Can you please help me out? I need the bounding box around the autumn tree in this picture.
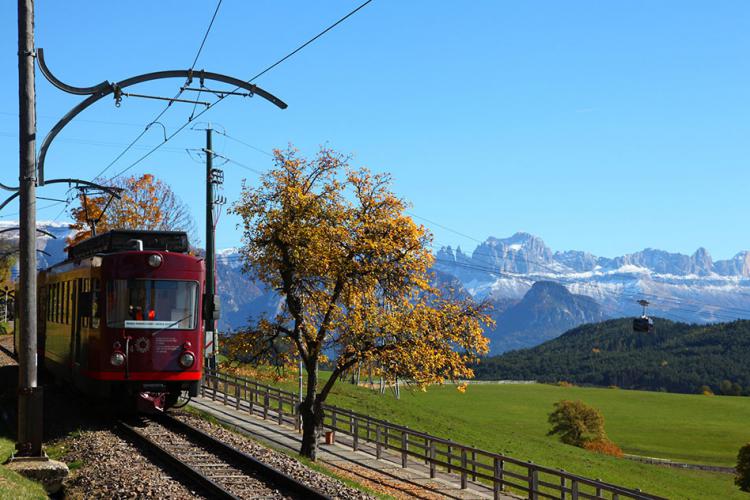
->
[548,400,606,446]
[230,146,492,459]
[68,173,195,245]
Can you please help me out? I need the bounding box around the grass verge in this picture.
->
[0,430,48,499]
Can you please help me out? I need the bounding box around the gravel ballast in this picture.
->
[61,428,207,500]
[174,412,373,500]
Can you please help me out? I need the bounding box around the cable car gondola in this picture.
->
[633,299,654,333]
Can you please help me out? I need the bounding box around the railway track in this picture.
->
[117,412,330,500]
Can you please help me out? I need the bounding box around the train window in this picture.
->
[91,279,100,329]
[47,284,53,321]
[64,281,69,324]
[106,279,198,330]
[54,283,60,323]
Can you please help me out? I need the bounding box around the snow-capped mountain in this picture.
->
[8,221,750,346]
[435,232,750,325]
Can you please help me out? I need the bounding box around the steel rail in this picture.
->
[117,419,239,500]
[118,413,330,500]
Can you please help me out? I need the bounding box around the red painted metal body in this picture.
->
[39,239,205,408]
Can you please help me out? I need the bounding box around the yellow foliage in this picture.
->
[67,173,194,246]
[228,146,493,455]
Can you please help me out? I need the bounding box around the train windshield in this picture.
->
[106,280,198,330]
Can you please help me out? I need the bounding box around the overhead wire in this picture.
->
[93,0,224,181]
[107,0,375,181]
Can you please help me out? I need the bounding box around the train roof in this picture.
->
[67,230,190,261]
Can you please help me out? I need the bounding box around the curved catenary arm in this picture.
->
[37,49,288,185]
[0,227,58,239]
[0,178,122,212]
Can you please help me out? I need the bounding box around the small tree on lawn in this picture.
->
[230,146,492,460]
[548,400,606,446]
[736,443,750,492]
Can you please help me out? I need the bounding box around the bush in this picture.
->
[584,438,624,458]
[736,443,750,492]
[547,400,606,446]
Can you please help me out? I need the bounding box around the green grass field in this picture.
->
[262,373,749,499]
[0,431,48,499]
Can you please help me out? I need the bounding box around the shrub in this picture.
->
[547,400,606,446]
[584,438,624,458]
[736,443,750,492]
[556,381,574,388]
[700,385,714,396]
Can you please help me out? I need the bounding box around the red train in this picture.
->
[35,230,208,411]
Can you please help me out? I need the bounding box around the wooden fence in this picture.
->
[201,369,665,500]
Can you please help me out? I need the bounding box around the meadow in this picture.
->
[260,371,750,499]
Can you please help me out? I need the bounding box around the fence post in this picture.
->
[401,431,408,468]
[376,425,382,459]
[493,457,504,500]
[595,480,602,498]
[429,440,436,479]
[460,449,468,489]
[223,379,228,405]
[447,444,452,473]
[248,387,254,415]
[471,449,477,481]
[234,384,241,410]
[332,411,338,434]
[263,390,269,420]
[571,480,579,500]
[277,396,283,425]
[528,462,538,500]
[353,418,359,451]
[560,471,566,500]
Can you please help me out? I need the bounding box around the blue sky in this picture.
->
[1,1,748,259]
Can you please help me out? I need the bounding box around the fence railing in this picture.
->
[201,369,666,500]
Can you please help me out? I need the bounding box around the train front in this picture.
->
[99,246,205,411]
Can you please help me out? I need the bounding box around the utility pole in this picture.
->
[16,0,43,457]
[204,126,217,372]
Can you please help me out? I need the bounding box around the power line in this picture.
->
[214,130,274,157]
[94,0,225,181]
[247,0,373,83]
[107,0,375,181]
[211,152,265,175]
[190,0,223,71]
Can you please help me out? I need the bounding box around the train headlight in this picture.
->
[110,352,126,367]
[147,254,163,268]
[178,351,195,369]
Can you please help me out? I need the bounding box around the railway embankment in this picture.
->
[0,380,377,499]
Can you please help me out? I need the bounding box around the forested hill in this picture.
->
[474,318,750,395]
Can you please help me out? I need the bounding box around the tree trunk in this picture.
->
[299,361,323,459]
